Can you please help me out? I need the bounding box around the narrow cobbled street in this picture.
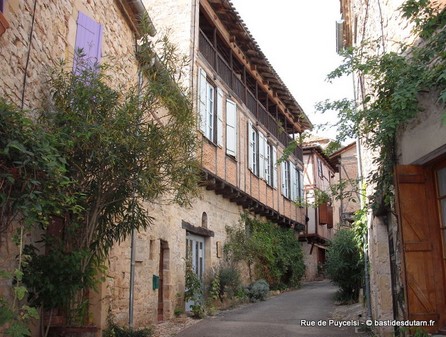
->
[175,280,367,337]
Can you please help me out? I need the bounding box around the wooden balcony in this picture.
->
[199,30,303,162]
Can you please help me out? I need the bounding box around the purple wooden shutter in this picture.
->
[0,0,4,12]
[73,12,103,72]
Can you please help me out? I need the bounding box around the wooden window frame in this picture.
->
[0,0,10,37]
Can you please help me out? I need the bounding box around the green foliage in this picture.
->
[400,327,430,337]
[325,229,363,303]
[184,259,204,318]
[208,273,221,302]
[103,315,152,337]
[43,35,200,263]
[1,27,199,333]
[323,140,342,156]
[0,100,74,234]
[21,245,101,325]
[246,279,269,302]
[224,214,305,289]
[318,1,446,210]
[0,229,40,337]
[217,266,243,300]
[352,207,368,257]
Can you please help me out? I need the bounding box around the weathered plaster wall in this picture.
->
[398,92,446,164]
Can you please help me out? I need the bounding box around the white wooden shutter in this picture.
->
[272,146,277,189]
[217,88,224,147]
[291,166,298,201]
[299,169,305,201]
[265,143,271,184]
[226,99,237,156]
[248,121,254,171]
[258,133,266,179]
[198,68,207,134]
[207,85,215,140]
[281,161,288,197]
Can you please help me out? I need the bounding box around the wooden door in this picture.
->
[395,165,445,331]
[185,234,205,311]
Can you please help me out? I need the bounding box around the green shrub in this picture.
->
[102,322,152,337]
[325,229,363,303]
[247,279,269,302]
[224,214,305,289]
[218,266,243,300]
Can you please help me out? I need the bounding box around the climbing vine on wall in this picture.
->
[224,214,305,289]
[317,0,446,210]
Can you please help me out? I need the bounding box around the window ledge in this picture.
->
[0,12,9,36]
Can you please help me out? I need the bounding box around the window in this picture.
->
[265,143,277,187]
[198,68,223,143]
[73,12,103,73]
[248,121,277,186]
[282,161,304,202]
[248,121,258,175]
[0,0,4,12]
[317,158,324,178]
[226,99,237,156]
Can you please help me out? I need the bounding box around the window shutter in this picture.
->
[198,68,207,134]
[299,169,305,201]
[216,88,224,147]
[281,161,288,197]
[74,12,103,72]
[317,158,323,178]
[207,85,215,140]
[258,133,266,179]
[395,165,441,326]
[226,99,237,156]
[290,166,297,201]
[272,146,277,189]
[265,143,271,184]
[248,121,254,171]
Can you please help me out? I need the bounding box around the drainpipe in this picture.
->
[352,68,372,321]
[129,228,136,329]
[129,35,146,329]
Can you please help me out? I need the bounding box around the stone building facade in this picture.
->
[1,0,150,334]
[300,144,337,280]
[330,141,360,226]
[0,0,312,334]
[103,0,312,329]
[340,0,446,335]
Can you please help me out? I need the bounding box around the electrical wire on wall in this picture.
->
[20,0,38,110]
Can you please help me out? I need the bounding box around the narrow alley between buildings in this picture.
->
[174,280,368,337]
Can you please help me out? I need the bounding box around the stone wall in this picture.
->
[0,0,139,110]
[347,0,413,336]
[1,1,148,334]
[102,188,248,328]
[302,243,325,281]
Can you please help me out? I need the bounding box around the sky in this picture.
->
[229,0,354,140]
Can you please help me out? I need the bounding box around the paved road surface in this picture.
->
[176,280,364,337]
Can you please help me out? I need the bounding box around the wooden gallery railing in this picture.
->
[199,30,303,161]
